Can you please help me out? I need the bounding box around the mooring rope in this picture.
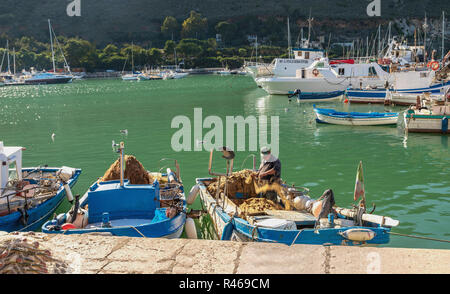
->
[389,232,450,244]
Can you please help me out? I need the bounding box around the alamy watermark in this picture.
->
[367,0,381,17]
[67,0,81,17]
[170,108,279,157]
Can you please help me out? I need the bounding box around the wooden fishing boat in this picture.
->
[42,142,190,238]
[289,89,344,102]
[0,142,81,232]
[346,88,388,104]
[314,106,399,126]
[190,150,399,246]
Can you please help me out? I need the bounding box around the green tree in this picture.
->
[63,38,97,70]
[164,40,176,56]
[215,21,237,45]
[181,11,208,39]
[161,16,180,40]
[176,41,203,58]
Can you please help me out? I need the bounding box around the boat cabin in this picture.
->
[0,142,23,196]
[266,48,326,77]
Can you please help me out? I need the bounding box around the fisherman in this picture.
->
[256,147,281,182]
[254,147,282,203]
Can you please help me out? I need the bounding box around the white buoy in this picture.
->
[340,228,376,242]
[187,184,200,205]
[63,182,74,203]
[185,218,197,239]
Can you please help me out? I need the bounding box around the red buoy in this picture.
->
[61,223,77,230]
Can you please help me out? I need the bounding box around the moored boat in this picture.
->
[41,142,190,238]
[289,89,344,102]
[404,91,450,133]
[0,142,81,232]
[313,106,399,126]
[192,149,398,246]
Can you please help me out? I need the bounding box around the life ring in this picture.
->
[312,69,320,77]
[431,61,440,71]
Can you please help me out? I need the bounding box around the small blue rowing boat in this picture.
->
[0,143,81,232]
[314,106,399,126]
[42,142,190,239]
[288,89,345,102]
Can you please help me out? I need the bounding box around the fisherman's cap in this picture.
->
[260,147,271,154]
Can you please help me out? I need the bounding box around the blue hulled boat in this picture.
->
[42,142,188,238]
[0,143,81,232]
[288,89,345,102]
[192,150,399,246]
[346,81,450,104]
[314,106,399,126]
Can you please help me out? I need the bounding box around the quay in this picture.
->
[1,232,448,274]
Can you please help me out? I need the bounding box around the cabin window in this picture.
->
[368,67,377,77]
[298,51,303,57]
[305,52,310,59]
[302,69,306,79]
[338,68,345,76]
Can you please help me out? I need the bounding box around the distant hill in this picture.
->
[0,0,448,46]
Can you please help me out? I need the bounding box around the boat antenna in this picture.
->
[443,11,446,61]
[307,8,313,47]
[423,12,428,63]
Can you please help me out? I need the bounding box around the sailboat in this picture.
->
[122,42,140,81]
[23,20,73,85]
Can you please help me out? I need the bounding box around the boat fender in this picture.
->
[185,217,198,239]
[63,182,74,203]
[340,228,376,242]
[61,223,77,230]
[166,168,179,183]
[56,213,66,225]
[187,184,200,205]
[442,117,448,133]
[221,220,234,241]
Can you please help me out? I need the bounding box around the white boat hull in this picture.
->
[404,113,450,133]
[315,112,399,126]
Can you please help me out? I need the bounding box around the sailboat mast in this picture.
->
[307,9,312,46]
[6,40,10,74]
[424,13,428,62]
[287,16,291,59]
[255,35,258,63]
[131,42,134,72]
[48,19,56,73]
[13,47,15,75]
[443,11,446,60]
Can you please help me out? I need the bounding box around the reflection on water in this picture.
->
[1,76,449,249]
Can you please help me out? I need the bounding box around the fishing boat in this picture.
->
[404,90,450,133]
[0,142,81,232]
[42,142,192,239]
[314,106,399,126]
[289,89,344,102]
[191,149,399,246]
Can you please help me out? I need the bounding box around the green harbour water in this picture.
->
[0,75,449,249]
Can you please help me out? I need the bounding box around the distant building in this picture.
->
[216,34,222,43]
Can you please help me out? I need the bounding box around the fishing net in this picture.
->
[206,169,295,215]
[238,198,283,218]
[101,155,154,184]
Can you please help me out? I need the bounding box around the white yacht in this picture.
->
[257,60,390,95]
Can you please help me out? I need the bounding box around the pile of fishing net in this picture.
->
[238,198,283,217]
[206,169,294,215]
[206,169,258,198]
[101,155,154,184]
[0,235,69,274]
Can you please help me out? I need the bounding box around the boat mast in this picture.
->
[6,40,10,74]
[307,9,313,47]
[287,16,292,59]
[13,47,15,75]
[48,19,56,73]
[255,35,258,63]
[131,42,135,73]
[443,11,446,60]
[378,25,381,58]
[423,13,428,62]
